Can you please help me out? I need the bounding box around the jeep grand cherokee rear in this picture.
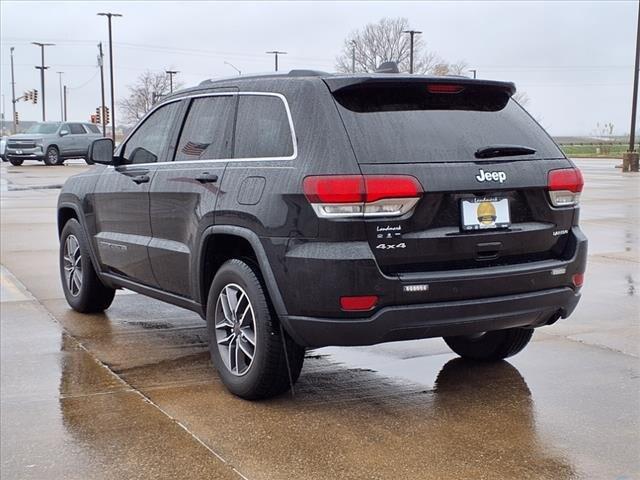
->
[278,77,586,357]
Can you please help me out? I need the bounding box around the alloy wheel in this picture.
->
[214,283,257,376]
[63,234,83,296]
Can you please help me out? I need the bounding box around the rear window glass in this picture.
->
[332,83,563,163]
[234,95,293,159]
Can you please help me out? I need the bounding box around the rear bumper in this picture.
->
[283,287,580,347]
[273,227,586,347]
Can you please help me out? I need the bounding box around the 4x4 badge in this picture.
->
[476,169,507,183]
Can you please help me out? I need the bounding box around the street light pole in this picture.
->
[10,47,17,133]
[63,85,67,121]
[32,42,54,121]
[402,30,422,74]
[98,12,122,141]
[165,70,179,93]
[56,71,64,121]
[266,51,287,72]
[224,61,242,76]
[98,42,107,136]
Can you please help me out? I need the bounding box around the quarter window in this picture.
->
[234,95,293,159]
[123,102,180,164]
[85,124,100,134]
[175,96,235,161]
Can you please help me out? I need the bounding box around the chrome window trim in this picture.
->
[110,91,297,169]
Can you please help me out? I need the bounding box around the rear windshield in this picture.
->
[332,83,563,163]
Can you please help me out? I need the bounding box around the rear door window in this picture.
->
[234,94,294,159]
[175,96,235,161]
[332,83,563,163]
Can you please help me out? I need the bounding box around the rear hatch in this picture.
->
[325,76,576,275]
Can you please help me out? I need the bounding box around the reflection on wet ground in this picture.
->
[1,159,639,479]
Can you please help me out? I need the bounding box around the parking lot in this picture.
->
[1,159,638,479]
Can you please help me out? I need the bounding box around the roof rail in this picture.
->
[287,69,330,77]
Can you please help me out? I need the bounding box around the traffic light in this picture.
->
[32,89,38,104]
[14,111,19,124]
[95,107,102,124]
[104,106,110,125]
[90,114,97,124]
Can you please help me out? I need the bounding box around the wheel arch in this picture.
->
[57,201,109,287]
[197,226,288,319]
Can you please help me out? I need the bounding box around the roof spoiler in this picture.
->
[323,76,516,96]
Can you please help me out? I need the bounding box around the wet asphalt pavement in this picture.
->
[1,159,638,479]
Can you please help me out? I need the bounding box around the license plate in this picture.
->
[461,197,510,230]
[15,150,23,154]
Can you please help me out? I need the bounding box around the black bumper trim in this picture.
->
[282,287,580,347]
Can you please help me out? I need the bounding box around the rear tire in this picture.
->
[207,259,305,400]
[8,158,23,166]
[59,218,115,313]
[444,327,534,361]
[44,146,59,166]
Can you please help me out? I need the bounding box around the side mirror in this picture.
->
[59,130,69,137]
[88,138,115,165]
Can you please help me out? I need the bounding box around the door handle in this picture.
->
[195,172,218,183]
[132,174,150,184]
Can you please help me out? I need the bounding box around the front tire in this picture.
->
[444,327,534,361]
[8,158,23,166]
[59,219,115,313]
[207,259,305,400]
[44,146,60,166]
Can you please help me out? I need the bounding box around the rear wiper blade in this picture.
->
[474,145,536,159]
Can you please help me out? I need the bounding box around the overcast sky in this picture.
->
[0,0,637,135]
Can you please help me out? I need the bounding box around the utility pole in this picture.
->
[351,40,356,73]
[165,70,179,93]
[98,43,107,136]
[63,85,67,121]
[32,42,54,121]
[469,69,477,79]
[266,51,287,72]
[623,0,640,172]
[224,61,241,76]
[98,12,122,141]
[56,71,64,120]
[402,30,422,74]
[10,47,17,134]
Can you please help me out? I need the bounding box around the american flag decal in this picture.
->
[181,141,210,157]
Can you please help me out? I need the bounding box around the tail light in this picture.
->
[548,168,584,207]
[303,175,422,219]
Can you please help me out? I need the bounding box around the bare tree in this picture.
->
[335,17,466,75]
[118,70,183,124]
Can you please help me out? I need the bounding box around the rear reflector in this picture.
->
[340,295,378,311]
[303,175,423,218]
[426,84,465,94]
[548,168,584,207]
[572,273,584,288]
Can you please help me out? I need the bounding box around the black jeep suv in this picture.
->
[58,71,587,399]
